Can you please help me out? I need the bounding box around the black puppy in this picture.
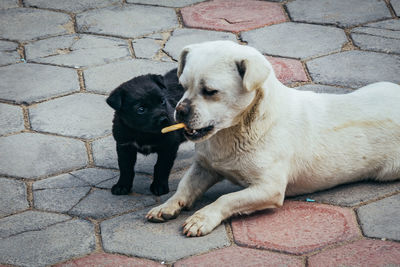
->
[106,68,186,196]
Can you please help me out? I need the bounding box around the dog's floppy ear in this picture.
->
[236,55,270,91]
[177,47,190,78]
[106,86,124,111]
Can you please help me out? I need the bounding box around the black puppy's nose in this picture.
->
[175,99,191,121]
[159,116,169,127]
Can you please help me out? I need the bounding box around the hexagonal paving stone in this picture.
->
[351,19,400,54]
[181,0,286,32]
[25,34,131,68]
[127,0,203,7]
[0,40,19,66]
[29,93,113,139]
[132,38,161,59]
[69,189,155,219]
[0,8,71,41]
[267,56,308,85]
[25,0,120,13]
[0,219,95,267]
[0,133,87,179]
[0,0,18,9]
[76,5,178,38]
[0,178,28,217]
[308,239,400,266]
[92,136,195,172]
[175,246,303,267]
[307,51,400,88]
[286,0,391,28]
[393,0,400,15]
[100,209,230,262]
[357,194,400,241]
[294,84,353,94]
[56,252,163,267]
[242,22,347,59]
[0,63,79,104]
[292,180,400,207]
[0,103,24,135]
[164,28,237,60]
[0,210,70,238]
[69,167,119,187]
[232,201,360,255]
[84,59,176,94]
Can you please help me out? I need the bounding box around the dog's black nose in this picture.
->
[159,116,169,127]
[175,99,191,122]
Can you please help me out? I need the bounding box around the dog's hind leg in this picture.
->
[146,162,223,222]
[111,145,137,195]
[151,146,179,196]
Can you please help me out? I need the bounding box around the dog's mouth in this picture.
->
[184,125,215,141]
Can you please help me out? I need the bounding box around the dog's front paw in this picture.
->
[150,181,169,196]
[111,183,131,195]
[183,210,221,237]
[146,199,185,222]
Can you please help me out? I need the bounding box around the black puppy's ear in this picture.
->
[106,86,123,111]
[152,74,166,89]
[177,47,190,78]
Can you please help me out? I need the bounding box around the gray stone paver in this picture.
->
[0,8,71,41]
[127,0,204,7]
[0,0,18,9]
[241,22,347,59]
[100,209,230,262]
[24,0,121,13]
[69,189,155,219]
[33,173,89,190]
[0,103,24,135]
[132,38,161,59]
[351,19,400,54]
[0,133,87,179]
[0,210,70,238]
[0,178,28,217]
[76,4,178,38]
[0,219,95,267]
[84,59,177,94]
[164,28,237,60]
[392,0,400,16]
[307,51,400,88]
[0,40,19,66]
[0,63,79,104]
[357,194,400,241]
[286,0,392,28]
[69,167,119,187]
[294,84,353,94]
[29,93,113,139]
[25,34,131,68]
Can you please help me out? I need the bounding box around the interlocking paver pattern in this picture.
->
[1,0,399,266]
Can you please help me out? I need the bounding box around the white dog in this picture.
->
[146,41,400,237]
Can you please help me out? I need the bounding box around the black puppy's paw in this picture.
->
[111,184,131,195]
[150,182,169,196]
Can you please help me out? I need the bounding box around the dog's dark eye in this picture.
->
[137,106,146,115]
[202,87,218,97]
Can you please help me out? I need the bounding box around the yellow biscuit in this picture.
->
[161,123,186,134]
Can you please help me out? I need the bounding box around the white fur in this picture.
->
[146,41,400,237]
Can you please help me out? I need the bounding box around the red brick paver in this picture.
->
[181,0,287,33]
[267,56,308,85]
[175,246,303,267]
[231,201,360,255]
[308,239,400,267]
[55,253,162,267]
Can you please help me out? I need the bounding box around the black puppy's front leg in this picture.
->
[151,146,179,196]
[111,144,137,195]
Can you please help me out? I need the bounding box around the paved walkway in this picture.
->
[1,0,400,266]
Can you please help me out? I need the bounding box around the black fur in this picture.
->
[106,68,186,196]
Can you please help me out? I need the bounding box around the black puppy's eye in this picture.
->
[137,106,146,115]
[202,87,218,97]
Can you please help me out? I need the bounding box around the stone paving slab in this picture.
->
[29,93,113,139]
[351,19,400,54]
[0,178,28,217]
[267,56,308,85]
[242,22,347,59]
[84,59,176,94]
[0,133,87,179]
[0,219,95,267]
[307,51,400,88]
[132,38,161,59]
[286,0,392,28]
[0,63,79,104]
[0,0,18,9]
[76,4,178,38]
[69,168,119,187]
[0,103,24,135]
[0,8,71,41]
[0,40,19,66]
[100,209,230,262]
[24,0,121,13]
[25,34,131,68]
[127,0,203,8]
[294,84,353,94]
[393,0,400,15]
[357,194,400,241]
